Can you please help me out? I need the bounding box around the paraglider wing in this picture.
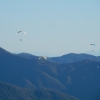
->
[39,56,47,60]
[43,56,47,60]
[89,44,96,47]
[23,32,26,35]
[17,31,26,35]
[17,31,22,33]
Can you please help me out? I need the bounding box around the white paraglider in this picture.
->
[39,56,47,60]
[16,31,26,41]
[89,44,96,51]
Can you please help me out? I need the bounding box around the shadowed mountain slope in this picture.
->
[0,82,79,100]
[0,47,65,91]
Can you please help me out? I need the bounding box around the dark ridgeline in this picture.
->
[0,47,100,100]
[49,53,100,64]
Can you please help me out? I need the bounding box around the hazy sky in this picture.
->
[0,0,100,56]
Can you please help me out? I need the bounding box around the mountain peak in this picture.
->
[0,47,11,55]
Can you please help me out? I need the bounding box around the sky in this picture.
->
[0,0,100,56]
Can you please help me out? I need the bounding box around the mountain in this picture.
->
[17,53,39,59]
[49,53,100,63]
[17,52,100,64]
[0,47,100,99]
[0,47,12,55]
[0,82,79,100]
[0,48,65,92]
[56,60,100,100]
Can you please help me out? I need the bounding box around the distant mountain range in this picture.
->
[17,52,100,64]
[49,53,100,64]
[0,47,100,100]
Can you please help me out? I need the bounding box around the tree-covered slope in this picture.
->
[0,82,79,100]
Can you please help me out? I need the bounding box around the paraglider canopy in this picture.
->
[39,56,47,60]
[17,31,26,35]
[89,44,96,47]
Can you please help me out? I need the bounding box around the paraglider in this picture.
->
[16,31,26,41]
[17,31,26,35]
[89,44,96,51]
[39,56,47,60]
[38,56,47,65]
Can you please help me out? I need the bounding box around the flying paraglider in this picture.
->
[17,31,26,35]
[39,56,47,60]
[16,31,26,41]
[89,44,96,51]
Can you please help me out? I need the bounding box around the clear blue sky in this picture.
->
[0,0,100,56]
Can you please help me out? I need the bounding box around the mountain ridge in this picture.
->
[0,47,100,99]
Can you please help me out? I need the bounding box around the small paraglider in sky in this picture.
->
[16,31,26,41]
[89,44,96,51]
